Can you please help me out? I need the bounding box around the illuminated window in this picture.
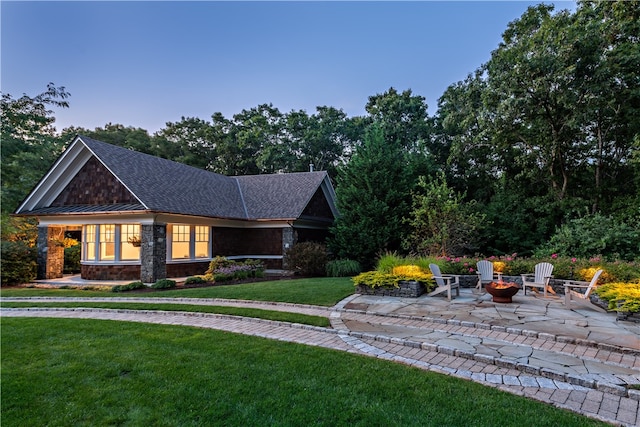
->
[121,224,141,261]
[171,225,190,259]
[195,226,210,258]
[99,224,116,260]
[84,225,96,261]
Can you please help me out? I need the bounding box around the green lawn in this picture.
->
[1,318,605,427]
[0,277,355,306]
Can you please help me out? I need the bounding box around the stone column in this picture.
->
[281,227,295,269]
[37,225,65,279]
[140,223,167,283]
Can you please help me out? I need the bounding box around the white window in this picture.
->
[195,226,210,258]
[82,224,141,263]
[169,224,211,260]
[171,225,191,259]
[84,225,97,261]
[121,224,141,261]
[99,224,116,261]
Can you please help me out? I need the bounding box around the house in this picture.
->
[15,135,338,282]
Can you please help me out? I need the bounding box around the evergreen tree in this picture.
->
[328,124,412,268]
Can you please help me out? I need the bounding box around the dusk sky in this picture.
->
[2,1,576,134]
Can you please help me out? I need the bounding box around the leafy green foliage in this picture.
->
[1,83,70,214]
[325,259,361,277]
[537,213,640,261]
[594,282,640,313]
[204,257,264,282]
[284,242,328,277]
[403,173,485,256]
[184,276,208,285]
[329,124,414,268]
[111,281,146,293]
[151,279,176,289]
[63,244,81,274]
[0,240,37,286]
[352,266,434,291]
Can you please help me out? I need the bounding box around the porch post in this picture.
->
[140,223,167,283]
[36,225,65,279]
[281,227,295,269]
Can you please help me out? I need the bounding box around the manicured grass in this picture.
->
[0,277,356,306]
[0,302,330,327]
[1,318,604,427]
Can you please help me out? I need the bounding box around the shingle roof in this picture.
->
[236,172,328,219]
[76,136,331,221]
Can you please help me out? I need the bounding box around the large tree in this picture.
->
[1,83,70,214]
[329,124,413,268]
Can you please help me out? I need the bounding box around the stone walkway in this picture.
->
[2,289,639,426]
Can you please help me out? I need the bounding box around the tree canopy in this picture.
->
[2,0,639,261]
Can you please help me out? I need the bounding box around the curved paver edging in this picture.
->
[330,294,640,356]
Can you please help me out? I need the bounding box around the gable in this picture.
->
[51,156,138,206]
[300,187,335,220]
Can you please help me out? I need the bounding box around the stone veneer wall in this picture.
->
[140,224,167,283]
[356,281,426,298]
[37,226,65,279]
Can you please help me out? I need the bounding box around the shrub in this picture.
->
[1,240,37,286]
[64,244,81,274]
[284,242,328,277]
[203,257,264,282]
[352,271,401,289]
[353,265,434,290]
[112,281,146,293]
[184,276,208,285]
[594,282,640,313]
[537,213,640,261]
[326,259,362,277]
[205,256,234,275]
[151,279,176,289]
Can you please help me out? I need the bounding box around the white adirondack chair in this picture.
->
[428,263,460,301]
[564,269,604,311]
[476,260,499,291]
[522,262,555,297]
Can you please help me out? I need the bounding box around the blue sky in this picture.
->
[2,1,576,133]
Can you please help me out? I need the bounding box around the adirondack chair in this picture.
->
[522,262,555,297]
[476,260,500,291]
[564,269,604,311]
[428,263,460,301]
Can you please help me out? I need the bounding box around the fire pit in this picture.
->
[485,281,520,303]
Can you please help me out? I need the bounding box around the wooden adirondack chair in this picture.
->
[476,260,499,291]
[522,262,555,297]
[564,269,604,311]
[428,263,460,301]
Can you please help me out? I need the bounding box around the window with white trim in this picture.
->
[84,225,96,261]
[171,224,191,259]
[195,226,210,258]
[82,224,141,262]
[169,224,211,260]
[120,224,141,261]
[99,224,116,260]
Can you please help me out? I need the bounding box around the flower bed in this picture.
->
[203,256,265,283]
[352,265,434,298]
